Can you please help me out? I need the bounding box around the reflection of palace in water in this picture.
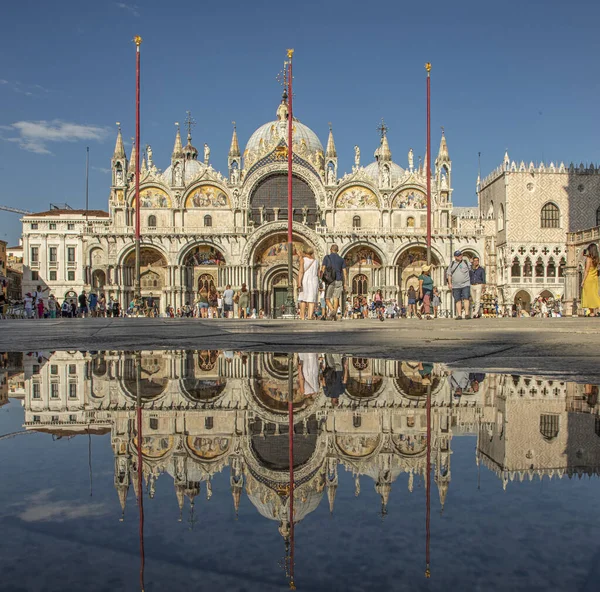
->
[18,351,600,530]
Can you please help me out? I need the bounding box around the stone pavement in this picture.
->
[1,317,598,379]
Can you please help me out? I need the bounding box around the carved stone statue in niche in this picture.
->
[354,145,360,169]
[408,148,414,171]
[204,143,210,165]
[174,163,182,186]
[115,168,124,186]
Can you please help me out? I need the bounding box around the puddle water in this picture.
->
[1,350,600,592]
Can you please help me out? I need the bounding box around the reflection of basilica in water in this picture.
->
[17,350,600,531]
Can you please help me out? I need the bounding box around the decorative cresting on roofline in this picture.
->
[240,161,327,211]
[240,221,327,266]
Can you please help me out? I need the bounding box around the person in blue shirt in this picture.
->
[469,257,486,318]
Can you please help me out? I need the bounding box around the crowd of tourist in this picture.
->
[2,242,598,320]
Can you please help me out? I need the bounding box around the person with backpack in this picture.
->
[320,244,347,321]
[447,250,472,319]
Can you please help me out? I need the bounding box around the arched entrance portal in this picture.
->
[181,244,226,306]
[252,233,313,318]
[514,290,531,314]
[123,248,168,313]
[343,245,383,298]
[396,247,441,306]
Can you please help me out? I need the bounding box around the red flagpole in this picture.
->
[425,383,431,578]
[134,36,142,299]
[288,354,295,589]
[284,49,295,317]
[135,354,146,591]
[426,62,432,266]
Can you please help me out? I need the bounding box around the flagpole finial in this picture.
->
[425,62,431,74]
[133,35,143,47]
[287,48,294,59]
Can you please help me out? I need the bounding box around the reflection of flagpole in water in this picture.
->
[136,355,146,592]
[425,383,431,578]
[288,353,296,590]
[88,427,93,497]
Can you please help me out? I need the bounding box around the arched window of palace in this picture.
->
[249,174,317,228]
[352,274,368,295]
[204,214,212,227]
[147,215,157,228]
[547,258,556,278]
[407,216,415,228]
[558,257,566,278]
[498,204,505,231]
[523,257,533,277]
[596,206,600,227]
[511,258,521,278]
[352,215,361,229]
[535,257,545,278]
[540,414,559,441]
[541,203,560,228]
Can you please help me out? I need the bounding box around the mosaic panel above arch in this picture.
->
[255,234,307,266]
[392,189,426,209]
[186,435,231,460]
[344,245,382,268]
[335,185,379,209]
[335,435,380,458]
[185,185,230,209]
[131,187,171,208]
[183,245,226,266]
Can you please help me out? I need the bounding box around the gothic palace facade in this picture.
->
[19,99,600,314]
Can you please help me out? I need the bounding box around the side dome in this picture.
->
[162,159,206,185]
[363,161,405,185]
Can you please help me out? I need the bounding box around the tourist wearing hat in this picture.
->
[447,250,472,319]
[418,264,434,319]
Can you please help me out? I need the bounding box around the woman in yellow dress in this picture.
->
[581,243,600,315]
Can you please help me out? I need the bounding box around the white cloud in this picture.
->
[0,79,51,96]
[8,489,109,523]
[115,2,140,17]
[0,120,111,155]
[92,166,111,174]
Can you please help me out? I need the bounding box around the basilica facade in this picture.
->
[21,99,486,316]
[19,95,600,314]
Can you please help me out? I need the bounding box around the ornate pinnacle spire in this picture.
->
[375,119,392,162]
[437,127,449,162]
[183,111,198,160]
[326,123,337,158]
[229,121,240,157]
[113,123,126,159]
[129,138,136,173]
[327,482,337,514]
[172,122,183,158]
[117,483,129,521]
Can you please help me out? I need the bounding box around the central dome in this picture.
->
[243,102,324,170]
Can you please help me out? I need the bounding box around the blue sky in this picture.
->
[1,0,599,245]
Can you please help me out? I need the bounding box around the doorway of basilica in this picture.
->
[181,244,226,306]
[252,233,310,318]
[123,248,168,313]
[395,247,441,305]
